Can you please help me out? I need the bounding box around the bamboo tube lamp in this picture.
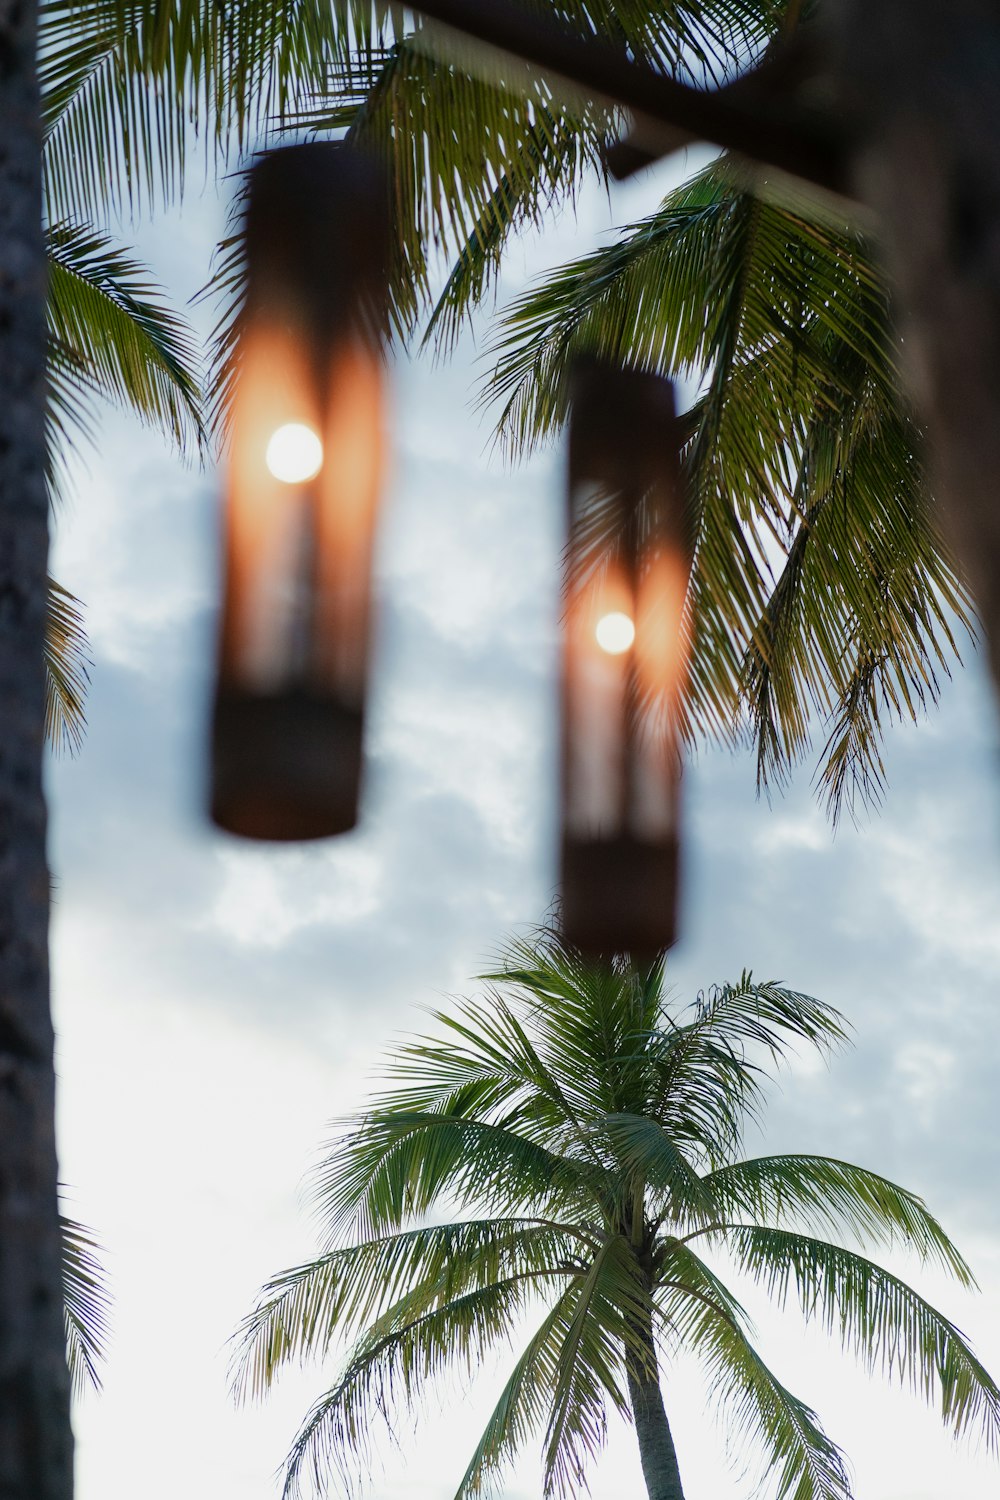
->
[210,143,388,840]
[561,362,691,957]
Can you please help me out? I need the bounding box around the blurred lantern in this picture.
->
[210,143,389,840]
[560,362,691,957]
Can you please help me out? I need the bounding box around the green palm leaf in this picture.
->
[277,1233,639,1500]
[642,972,848,1164]
[665,1281,853,1500]
[198,1,784,399]
[597,1112,717,1222]
[40,2,970,813]
[283,1274,563,1499]
[200,36,613,424]
[231,1218,590,1404]
[45,578,92,756]
[484,161,975,819]
[727,1225,1000,1448]
[453,1290,583,1500]
[653,1239,852,1500]
[313,1108,611,1243]
[46,220,206,457]
[60,1213,112,1399]
[421,108,601,356]
[704,1155,975,1279]
[37,0,781,243]
[39,0,392,224]
[540,1234,641,1498]
[374,992,623,1182]
[340,35,611,343]
[42,222,206,755]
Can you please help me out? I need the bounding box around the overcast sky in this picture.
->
[46,148,1000,1500]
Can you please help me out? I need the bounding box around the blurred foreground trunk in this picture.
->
[836,0,1000,687]
[0,0,74,1493]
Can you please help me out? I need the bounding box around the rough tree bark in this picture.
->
[626,1307,686,1500]
[832,0,1000,690]
[0,0,74,1494]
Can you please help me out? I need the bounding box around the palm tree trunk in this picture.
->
[0,0,74,1494]
[625,1307,685,1500]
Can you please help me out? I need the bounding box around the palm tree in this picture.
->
[0,3,73,1491]
[232,931,1000,1500]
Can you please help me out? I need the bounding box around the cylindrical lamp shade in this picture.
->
[561,363,691,958]
[210,144,388,840]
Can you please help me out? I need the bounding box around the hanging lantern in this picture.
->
[560,362,691,958]
[210,143,389,840]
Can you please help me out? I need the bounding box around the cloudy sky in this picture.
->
[46,143,1000,1500]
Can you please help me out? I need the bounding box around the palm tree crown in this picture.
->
[233,931,999,1500]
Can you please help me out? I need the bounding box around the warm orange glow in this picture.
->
[220,325,386,701]
[564,566,633,835]
[563,544,689,843]
[635,548,690,708]
[312,341,385,696]
[222,325,324,691]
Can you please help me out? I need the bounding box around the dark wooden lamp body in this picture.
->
[561,365,690,960]
[210,144,387,841]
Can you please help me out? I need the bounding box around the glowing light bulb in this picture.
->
[595,611,635,654]
[265,423,323,483]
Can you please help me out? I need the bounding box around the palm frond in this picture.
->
[42,224,202,758]
[231,1217,589,1403]
[198,31,611,404]
[202,0,785,373]
[453,1292,580,1500]
[740,387,972,824]
[540,1235,641,1498]
[46,334,99,500]
[60,1214,112,1399]
[45,578,91,756]
[312,1107,610,1244]
[39,0,393,224]
[654,1235,754,1336]
[46,220,206,458]
[454,1233,643,1500]
[704,1155,975,1279]
[658,1245,853,1500]
[729,1225,1000,1449]
[282,1273,563,1499]
[328,990,627,1213]
[483,161,974,819]
[597,1112,716,1222]
[645,973,848,1164]
[483,940,674,1139]
[420,99,605,355]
